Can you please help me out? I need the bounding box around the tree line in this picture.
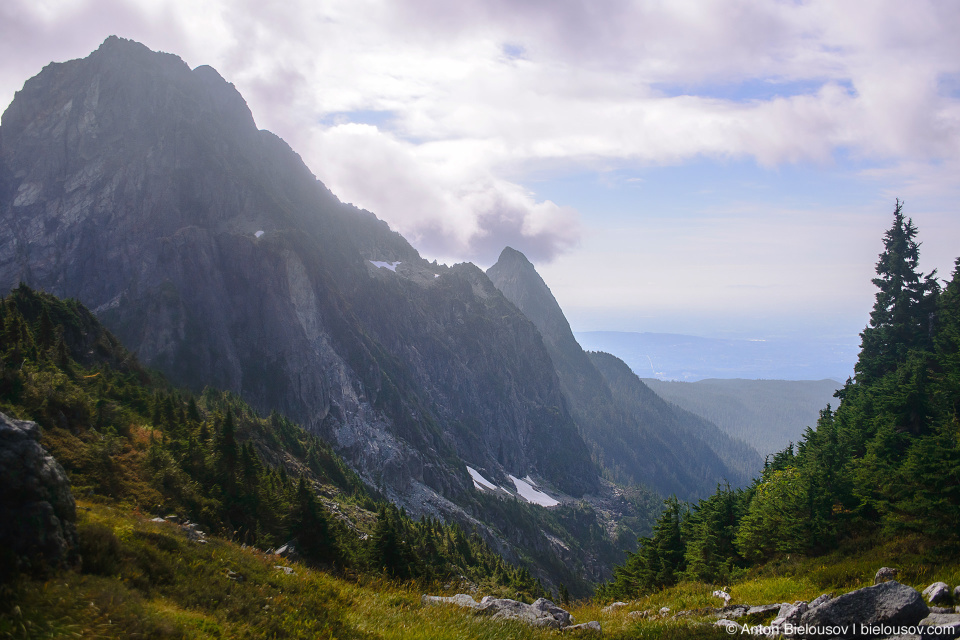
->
[599,201,960,600]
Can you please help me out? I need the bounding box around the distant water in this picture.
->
[575,331,858,382]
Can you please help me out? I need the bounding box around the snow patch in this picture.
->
[509,475,559,507]
[370,260,401,272]
[466,466,497,491]
[255,230,264,238]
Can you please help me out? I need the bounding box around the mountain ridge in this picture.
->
[486,247,763,497]
[0,36,644,590]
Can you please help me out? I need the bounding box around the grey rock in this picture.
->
[274,565,295,575]
[747,603,785,617]
[562,621,601,632]
[628,609,652,619]
[809,593,834,609]
[932,607,957,614]
[716,619,741,631]
[421,594,480,609]
[919,613,960,639]
[924,583,951,605]
[716,604,751,619]
[799,581,929,636]
[659,607,671,615]
[772,601,808,628]
[474,597,572,629]
[875,567,899,584]
[0,411,77,577]
[602,601,628,613]
[532,597,574,627]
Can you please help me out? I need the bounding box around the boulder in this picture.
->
[422,593,481,609]
[562,621,601,633]
[531,598,574,627]
[809,593,833,609]
[474,596,572,629]
[715,604,751,619]
[919,613,960,639]
[924,583,952,605]
[602,601,628,613]
[747,603,783,617]
[799,580,929,636]
[715,619,741,632]
[628,610,653,619]
[772,601,808,628]
[0,412,77,578]
[713,589,732,605]
[875,567,899,584]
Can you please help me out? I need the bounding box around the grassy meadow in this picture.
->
[4,497,957,639]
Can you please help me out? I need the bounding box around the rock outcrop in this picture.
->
[924,582,952,605]
[919,613,960,639]
[475,596,573,629]
[422,593,597,631]
[798,581,929,637]
[772,601,808,628]
[0,412,77,577]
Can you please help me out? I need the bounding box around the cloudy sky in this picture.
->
[3,0,959,343]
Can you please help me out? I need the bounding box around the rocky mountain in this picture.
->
[0,37,767,589]
[0,37,632,587]
[487,247,762,497]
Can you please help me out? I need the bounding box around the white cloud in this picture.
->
[2,0,959,271]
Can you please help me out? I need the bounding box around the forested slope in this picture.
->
[600,202,960,599]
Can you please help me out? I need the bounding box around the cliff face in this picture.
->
[487,247,762,498]
[0,37,599,520]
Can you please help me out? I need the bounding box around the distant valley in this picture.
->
[576,330,857,382]
[641,378,841,458]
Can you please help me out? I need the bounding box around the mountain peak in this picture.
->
[496,246,533,266]
[487,246,573,348]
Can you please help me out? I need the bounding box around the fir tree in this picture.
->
[856,200,938,384]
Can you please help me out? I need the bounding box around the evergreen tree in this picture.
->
[684,484,745,583]
[292,476,337,564]
[856,200,938,384]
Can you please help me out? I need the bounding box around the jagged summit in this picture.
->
[487,247,576,348]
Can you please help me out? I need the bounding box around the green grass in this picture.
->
[590,533,960,638]
[4,503,958,639]
[0,500,738,639]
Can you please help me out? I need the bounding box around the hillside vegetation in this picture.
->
[0,285,549,597]
[600,202,960,600]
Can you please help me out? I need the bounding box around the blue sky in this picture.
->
[2,0,959,345]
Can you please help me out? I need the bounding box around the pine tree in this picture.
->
[292,476,337,564]
[856,200,938,384]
